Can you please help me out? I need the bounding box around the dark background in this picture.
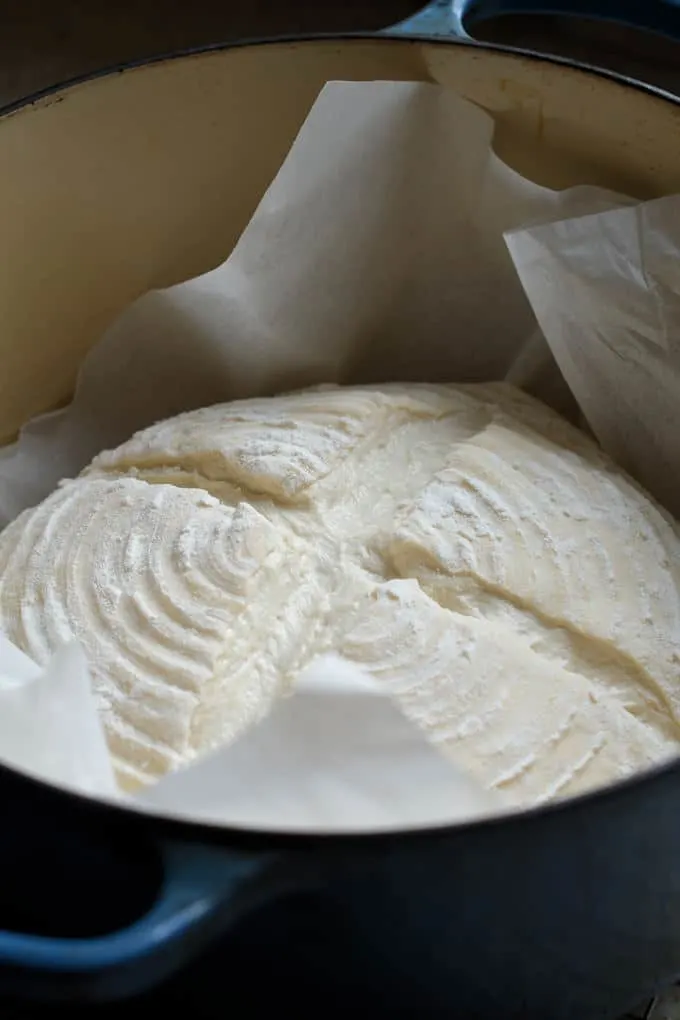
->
[0,1,678,108]
[0,1,418,105]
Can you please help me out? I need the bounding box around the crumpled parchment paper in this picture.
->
[0,80,671,831]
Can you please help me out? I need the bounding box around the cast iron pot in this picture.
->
[2,3,680,1017]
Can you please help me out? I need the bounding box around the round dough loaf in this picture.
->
[0,380,678,802]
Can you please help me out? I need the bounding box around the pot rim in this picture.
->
[1,31,678,847]
[4,744,679,850]
[1,30,679,118]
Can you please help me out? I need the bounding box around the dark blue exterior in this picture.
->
[2,747,680,1017]
[391,0,680,41]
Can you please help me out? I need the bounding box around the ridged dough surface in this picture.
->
[0,478,289,788]
[0,380,679,802]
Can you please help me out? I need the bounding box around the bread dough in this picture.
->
[0,381,678,801]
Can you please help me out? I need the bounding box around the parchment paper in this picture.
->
[506,197,680,518]
[0,82,630,523]
[0,80,672,830]
[138,655,501,832]
[0,637,116,798]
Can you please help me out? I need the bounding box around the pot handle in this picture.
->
[387,0,680,42]
[387,0,469,38]
[0,839,312,1001]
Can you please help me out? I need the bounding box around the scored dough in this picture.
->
[0,380,678,802]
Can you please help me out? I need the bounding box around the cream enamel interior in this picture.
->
[0,38,679,443]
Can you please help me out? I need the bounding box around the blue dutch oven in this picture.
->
[1,3,680,1017]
